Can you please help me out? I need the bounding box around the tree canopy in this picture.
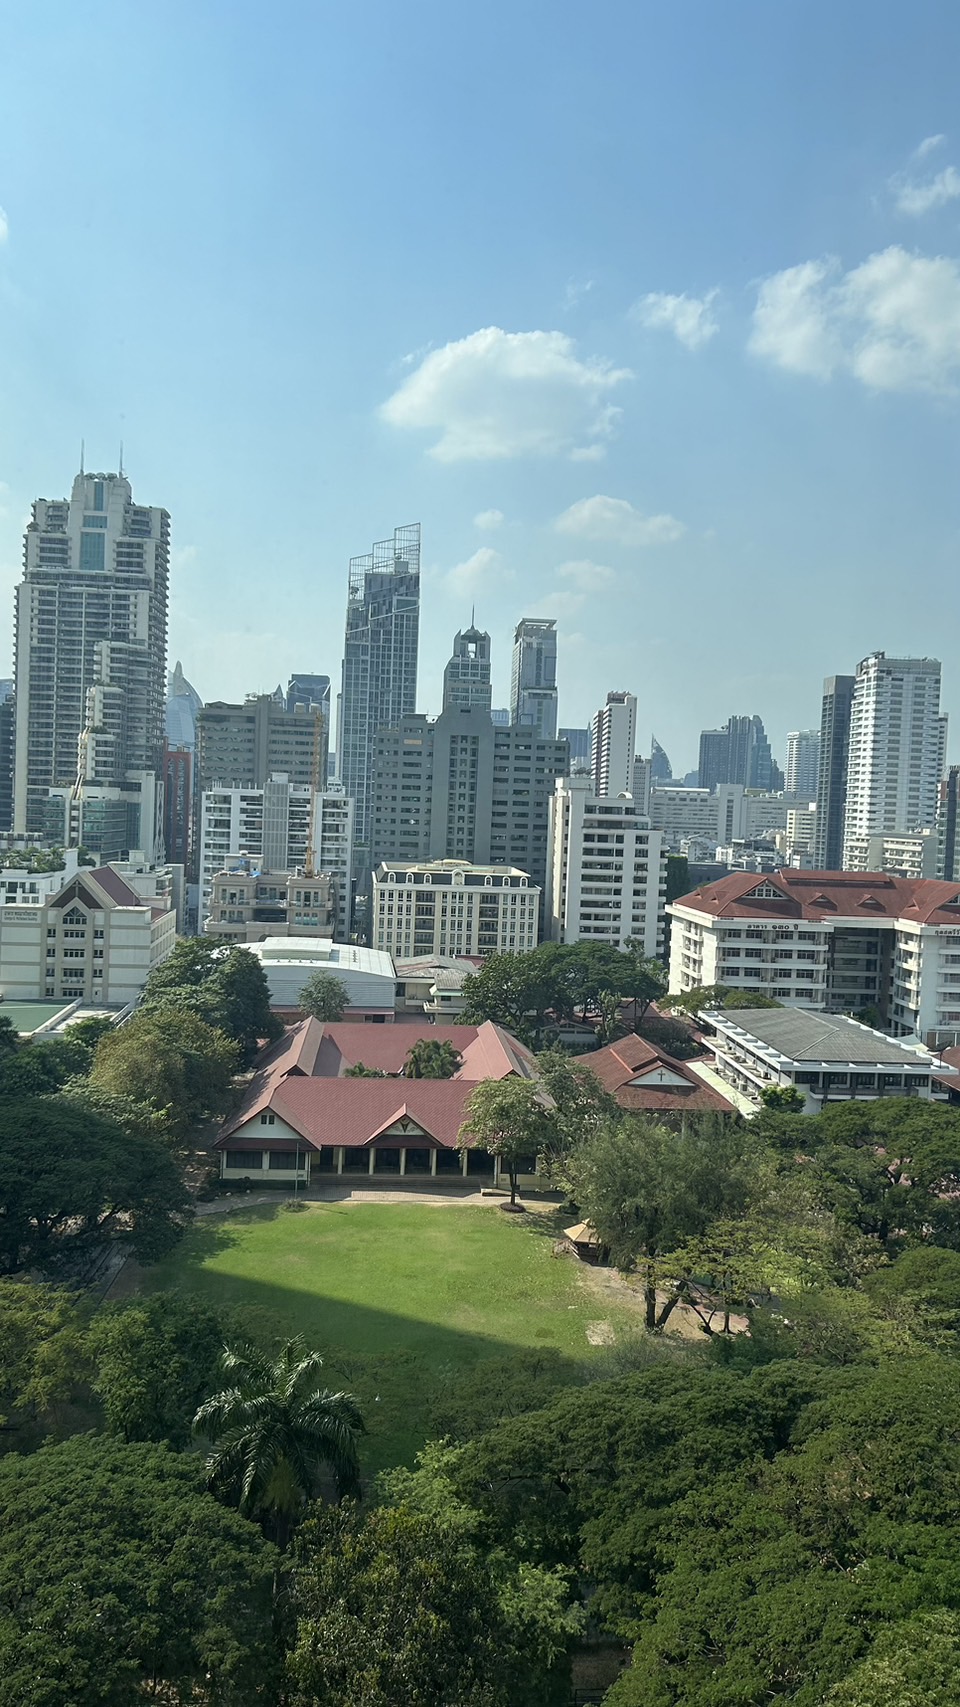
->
[0,1097,190,1278]
[461,941,666,1047]
[140,940,281,1064]
[88,1291,226,1448]
[0,1433,279,1707]
[458,1077,558,1206]
[298,970,348,1021]
[90,1005,238,1138]
[404,1038,463,1079]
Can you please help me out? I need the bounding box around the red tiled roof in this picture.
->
[87,866,146,907]
[671,868,960,927]
[218,1078,475,1150]
[305,1019,534,1082]
[574,1034,736,1114]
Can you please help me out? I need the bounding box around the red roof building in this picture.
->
[573,1034,736,1116]
[667,869,960,1047]
[215,1018,543,1190]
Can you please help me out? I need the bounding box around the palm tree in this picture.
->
[193,1339,364,1548]
[404,1039,463,1079]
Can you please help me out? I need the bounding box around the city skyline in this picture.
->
[0,4,958,769]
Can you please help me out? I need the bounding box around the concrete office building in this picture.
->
[340,524,420,865]
[196,692,324,795]
[14,468,169,850]
[785,729,820,800]
[163,661,202,872]
[843,829,939,880]
[0,859,175,1007]
[560,727,591,771]
[939,768,960,883]
[442,625,492,714]
[590,691,637,798]
[370,705,569,923]
[511,619,558,739]
[198,777,353,934]
[205,860,337,943]
[813,675,856,870]
[372,859,539,959]
[0,689,14,835]
[547,774,666,955]
[842,654,946,867]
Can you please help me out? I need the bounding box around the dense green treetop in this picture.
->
[90,1005,238,1138]
[0,1433,279,1707]
[140,939,281,1064]
[297,969,348,1022]
[0,1279,87,1445]
[458,1077,559,1206]
[88,1291,225,1448]
[0,1097,189,1278]
[404,1038,463,1078]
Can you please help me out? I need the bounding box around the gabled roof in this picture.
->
[307,1019,536,1082]
[218,1078,476,1150]
[671,868,960,927]
[573,1033,736,1113]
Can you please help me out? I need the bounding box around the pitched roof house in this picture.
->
[573,1033,736,1116]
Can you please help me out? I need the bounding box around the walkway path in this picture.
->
[196,1184,564,1214]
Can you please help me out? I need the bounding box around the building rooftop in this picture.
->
[706,1006,942,1067]
[574,1033,736,1113]
[672,868,960,927]
[247,938,395,977]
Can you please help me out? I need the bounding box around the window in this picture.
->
[259,1112,276,1126]
[225,1150,262,1171]
[268,1150,300,1170]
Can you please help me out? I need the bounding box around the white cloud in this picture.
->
[915,134,946,160]
[555,494,685,548]
[631,288,719,349]
[473,508,504,530]
[527,589,587,619]
[443,546,512,596]
[562,277,595,311]
[750,245,960,392]
[569,443,607,462]
[556,559,617,590]
[0,208,8,243]
[894,165,960,216]
[379,327,631,461]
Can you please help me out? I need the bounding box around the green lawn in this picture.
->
[143,1201,636,1472]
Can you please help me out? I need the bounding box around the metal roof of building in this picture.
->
[706,1006,940,1067]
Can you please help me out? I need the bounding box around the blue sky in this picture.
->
[1,0,959,774]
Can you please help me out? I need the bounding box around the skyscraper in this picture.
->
[697,714,776,792]
[813,675,855,870]
[841,654,946,867]
[340,524,420,864]
[163,661,202,871]
[442,624,492,714]
[14,468,169,850]
[785,729,821,799]
[510,619,558,739]
[590,691,637,797]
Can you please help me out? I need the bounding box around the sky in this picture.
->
[0,1,959,776]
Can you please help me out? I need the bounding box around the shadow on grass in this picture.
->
[140,1204,601,1477]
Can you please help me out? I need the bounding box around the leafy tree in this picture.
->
[823,1611,960,1705]
[619,939,667,1029]
[564,1114,766,1328]
[662,982,731,1019]
[760,1083,806,1112]
[344,1061,389,1078]
[61,1012,116,1059]
[194,1338,364,1547]
[88,1291,225,1448]
[288,1502,577,1707]
[461,948,560,1046]
[0,1014,18,1054]
[55,1076,170,1141]
[141,940,281,1064]
[864,1244,960,1348]
[0,1097,190,1278]
[0,1433,279,1706]
[429,1350,582,1444]
[458,1077,558,1207]
[404,1038,463,1079]
[722,990,784,1009]
[90,1005,238,1137]
[535,1048,621,1177]
[298,970,348,1021]
[637,1010,700,1059]
[0,1280,87,1446]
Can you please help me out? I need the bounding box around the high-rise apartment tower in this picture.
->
[340,524,420,863]
[590,691,637,797]
[841,654,946,867]
[14,468,169,844]
[442,624,492,714]
[813,675,855,870]
[785,729,821,799]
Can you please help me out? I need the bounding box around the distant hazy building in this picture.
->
[939,767,960,883]
[0,693,14,835]
[844,829,939,881]
[442,625,492,714]
[842,654,946,867]
[340,524,420,864]
[813,674,855,870]
[785,729,820,799]
[511,619,558,739]
[649,737,672,783]
[560,726,591,770]
[14,468,169,852]
[590,691,637,798]
[698,714,777,792]
[547,774,666,955]
[164,661,202,870]
[373,859,539,959]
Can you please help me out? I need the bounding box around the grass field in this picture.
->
[142,1200,637,1472]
